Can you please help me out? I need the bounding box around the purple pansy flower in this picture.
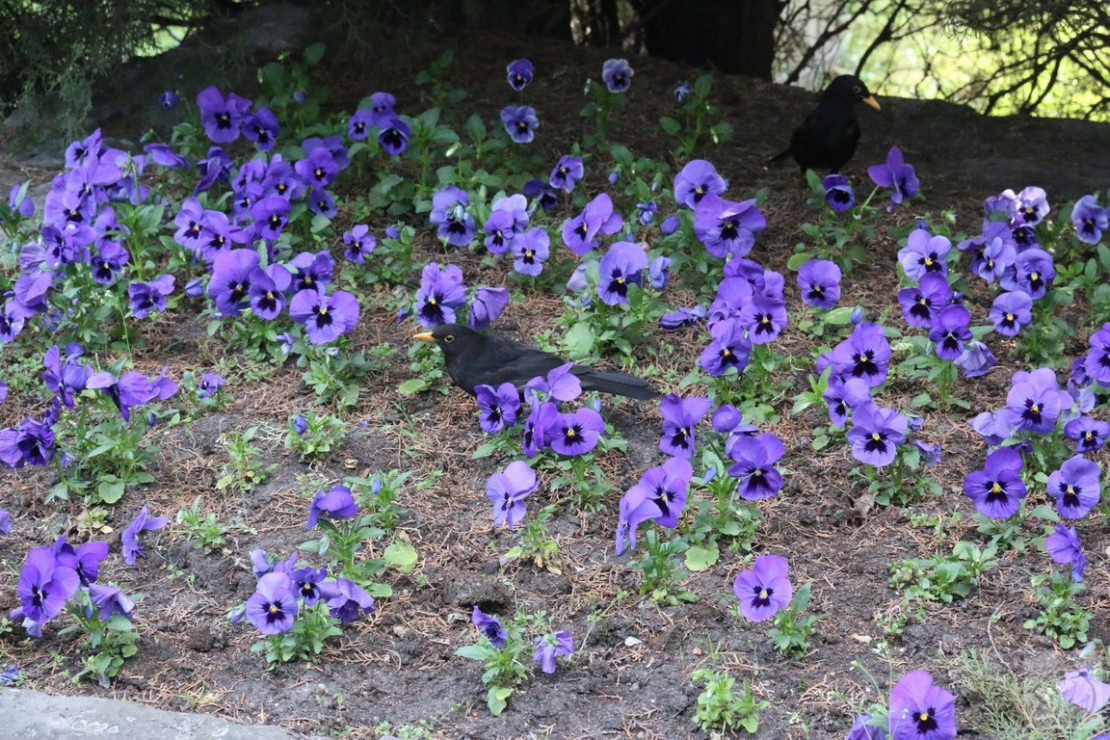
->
[122,505,167,565]
[196,86,252,143]
[472,605,507,649]
[1047,455,1101,519]
[693,194,766,260]
[378,116,412,155]
[486,460,538,529]
[898,272,952,329]
[128,274,175,319]
[823,174,854,212]
[962,446,1027,519]
[738,294,788,344]
[475,382,521,434]
[342,224,376,264]
[699,318,752,376]
[846,713,888,740]
[728,433,785,500]
[673,160,726,209]
[242,107,280,150]
[500,105,539,144]
[989,291,1033,337]
[507,58,534,91]
[658,394,712,458]
[867,146,920,207]
[549,155,584,193]
[955,340,997,379]
[17,545,80,629]
[1083,322,1110,385]
[429,186,476,248]
[196,373,225,399]
[1045,523,1085,582]
[532,630,574,673]
[562,192,623,256]
[601,58,634,93]
[1063,416,1110,453]
[846,401,907,467]
[550,408,605,456]
[898,228,950,280]
[306,484,359,530]
[289,288,361,345]
[797,259,841,310]
[415,262,467,328]
[1072,194,1108,244]
[511,227,550,276]
[467,286,509,331]
[319,577,375,623]
[1058,666,1110,714]
[1005,367,1067,435]
[597,241,647,305]
[928,303,971,360]
[734,554,792,622]
[887,669,957,740]
[829,322,891,388]
[245,572,298,634]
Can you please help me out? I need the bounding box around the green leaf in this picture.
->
[685,542,719,572]
[364,582,393,598]
[805,169,824,196]
[786,252,813,271]
[823,306,857,325]
[303,43,326,65]
[793,582,812,612]
[694,74,713,99]
[454,645,491,661]
[472,441,499,459]
[487,686,513,716]
[563,322,596,361]
[97,478,126,504]
[658,116,682,134]
[464,113,486,143]
[383,540,418,573]
[397,378,431,395]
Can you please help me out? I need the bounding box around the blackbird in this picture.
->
[414,323,659,400]
[770,75,880,173]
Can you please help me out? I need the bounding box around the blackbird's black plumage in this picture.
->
[415,323,659,400]
[770,75,881,173]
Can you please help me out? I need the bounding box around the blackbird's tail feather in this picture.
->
[578,370,659,401]
[767,148,792,166]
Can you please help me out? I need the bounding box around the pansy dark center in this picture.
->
[720,218,740,239]
[852,349,879,377]
[864,432,888,454]
[914,709,938,732]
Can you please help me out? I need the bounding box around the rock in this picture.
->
[0,688,295,739]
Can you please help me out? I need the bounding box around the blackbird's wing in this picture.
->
[445,334,567,393]
[790,102,860,171]
[444,333,658,399]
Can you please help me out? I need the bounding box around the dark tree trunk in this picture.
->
[637,0,784,80]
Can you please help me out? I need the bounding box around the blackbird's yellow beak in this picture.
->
[862,95,881,111]
[414,332,435,342]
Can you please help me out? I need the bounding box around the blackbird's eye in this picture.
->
[444,334,454,344]
[853,85,861,94]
